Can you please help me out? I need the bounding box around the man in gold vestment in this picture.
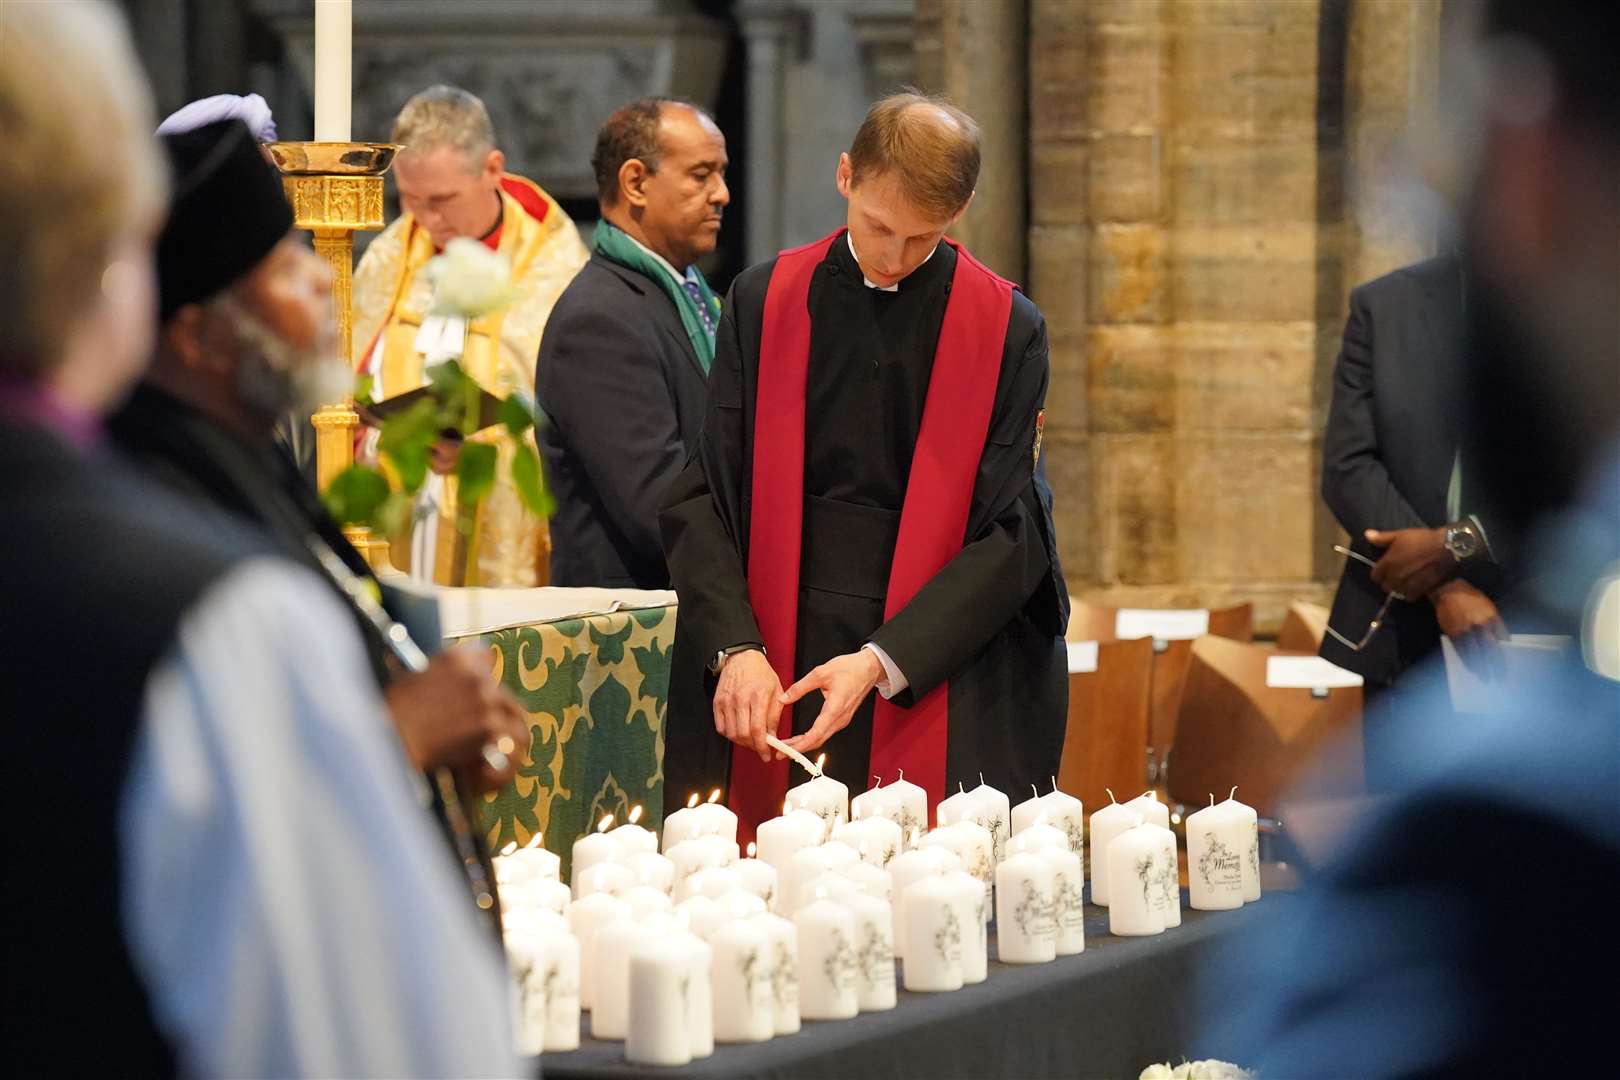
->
[353,85,588,586]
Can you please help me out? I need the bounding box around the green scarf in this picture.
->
[591,220,720,374]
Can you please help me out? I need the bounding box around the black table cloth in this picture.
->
[538,895,1279,1080]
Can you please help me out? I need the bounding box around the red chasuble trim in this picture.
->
[730,230,1014,839]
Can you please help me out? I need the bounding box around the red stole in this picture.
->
[730,230,1014,839]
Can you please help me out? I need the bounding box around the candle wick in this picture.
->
[1209,793,1215,807]
[897,768,905,782]
[979,771,986,788]
[1229,786,1238,801]
[1106,788,1116,804]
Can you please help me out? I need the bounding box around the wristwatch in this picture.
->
[1444,519,1485,562]
[710,643,764,675]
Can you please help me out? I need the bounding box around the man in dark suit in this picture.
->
[536,99,728,587]
[1320,253,1506,790]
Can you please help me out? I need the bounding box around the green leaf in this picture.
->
[455,439,498,509]
[353,373,376,408]
[501,392,537,438]
[426,359,468,401]
[510,442,555,519]
[377,397,440,493]
[323,465,391,528]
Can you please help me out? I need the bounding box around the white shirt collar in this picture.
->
[621,229,688,287]
[846,232,938,292]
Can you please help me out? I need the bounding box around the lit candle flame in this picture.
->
[500,841,518,857]
[747,841,757,858]
[814,752,827,771]
[597,814,614,833]
[707,788,722,804]
[526,832,544,850]
[687,792,700,809]
[629,804,643,825]
[783,798,791,815]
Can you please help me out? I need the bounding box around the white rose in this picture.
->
[1139,1066,1176,1080]
[425,236,517,317]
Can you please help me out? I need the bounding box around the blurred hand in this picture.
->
[713,648,783,762]
[1366,526,1453,598]
[385,644,530,793]
[1432,579,1509,679]
[429,435,462,476]
[779,650,884,758]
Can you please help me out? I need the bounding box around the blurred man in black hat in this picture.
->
[0,7,521,1078]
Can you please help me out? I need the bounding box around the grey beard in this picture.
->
[215,296,350,421]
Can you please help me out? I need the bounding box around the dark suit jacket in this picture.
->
[1320,254,1500,684]
[536,253,708,588]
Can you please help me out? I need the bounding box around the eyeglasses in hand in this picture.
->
[1324,544,1408,652]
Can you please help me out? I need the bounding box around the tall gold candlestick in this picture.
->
[268,140,399,567]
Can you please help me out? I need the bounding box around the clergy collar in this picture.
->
[845,231,940,292]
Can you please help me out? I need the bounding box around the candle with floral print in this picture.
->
[995,851,1057,963]
[785,771,849,842]
[1032,845,1085,955]
[1088,791,1134,907]
[1106,820,1166,937]
[900,874,963,992]
[750,912,801,1035]
[794,892,859,1019]
[709,919,774,1043]
[1186,797,1247,911]
[941,869,989,984]
[833,890,896,1011]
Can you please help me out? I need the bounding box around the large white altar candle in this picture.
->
[576,861,632,899]
[589,919,654,1039]
[313,0,351,142]
[836,859,892,901]
[709,919,774,1042]
[833,816,903,867]
[567,892,628,1011]
[734,849,781,911]
[1186,797,1247,911]
[900,874,962,992]
[996,852,1057,963]
[1013,783,1085,860]
[623,850,677,895]
[1106,821,1166,937]
[751,912,801,1035]
[889,845,963,960]
[755,809,825,874]
[941,869,988,984]
[626,940,692,1066]
[968,779,1012,864]
[1222,790,1262,902]
[794,894,859,1019]
[835,891,896,1011]
[1034,846,1085,956]
[785,773,849,841]
[1088,792,1134,907]
[1143,821,1181,928]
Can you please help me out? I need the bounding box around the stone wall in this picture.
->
[919,0,1441,632]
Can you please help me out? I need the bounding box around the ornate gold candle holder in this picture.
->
[268,140,400,566]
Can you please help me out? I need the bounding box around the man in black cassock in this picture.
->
[659,93,1068,831]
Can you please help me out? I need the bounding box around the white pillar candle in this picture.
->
[610,821,658,857]
[850,777,894,823]
[675,931,715,1059]
[900,874,963,992]
[1033,846,1086,956]
[995,852,1057,963]
[798,871,859,912]
[733,855,780,911]
[625,940,692,1066]
[968,781,1012,864]
[312,0,351,142]
[528,879,571,916]
[884,775,929,840]
[508,929,582,1054]
[1013,785,1085,864]
[924,821,993,894]
[570,831,620,892]
[676,866,742,904]
[1144,820,1181,928]
[1221,792,1262,902]
[675,894,726,940]
[785,774,850,841]
[818,840,862,871]
[623,850,676,895]
[1088,793,1135,907]
[888,845,963,960]
[940,869,988,984]
[835,891,896,1011]
[750,912,801,1035]
[793,895,859,1019]
[1186,798,1247,911]
[661,795,705,851]
[709,919,774,1042]
[503,904,570,939]
[1125,789,1171,830]
[666,835,735,883]
[833,816,903,867]
[755,810,825,875]
[1106,821,1166,937]
[499,842,562,885]
[1010,821,1070,854]
[589,919,654,1039]
[576,861,632,899]
[693,798,740,847]
[567,892,628,1011]
[935,785,980,832]
[620,885,673,920]
[779,845,836,919]
[835,859,892,901]
[713,889,768,927]
[504,931,548,1056]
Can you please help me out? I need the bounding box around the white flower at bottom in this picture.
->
[425,236,517,317]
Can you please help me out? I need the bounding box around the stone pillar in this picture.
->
[739,1,797,265]
[913,0,1028,282]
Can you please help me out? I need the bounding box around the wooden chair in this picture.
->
[1276,600,1330,653]
[1065,599,1253,783]
[1165,636,1364,819]
[1056,637,1155,814]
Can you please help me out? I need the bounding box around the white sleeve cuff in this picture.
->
[862,642,908,699]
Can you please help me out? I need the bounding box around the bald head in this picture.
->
[846,91,982,219]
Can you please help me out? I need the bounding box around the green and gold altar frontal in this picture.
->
[476,604,675,879]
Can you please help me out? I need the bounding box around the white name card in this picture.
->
[1066,640,1099,674]
[1115,609,1209,642]
[1443,635,1575,715]
[1266,656,1363,690]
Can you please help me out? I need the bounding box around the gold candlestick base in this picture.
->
[269,141,400,572]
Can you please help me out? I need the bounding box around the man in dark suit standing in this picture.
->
[536,99,729,587]
[1320,252,1506,790]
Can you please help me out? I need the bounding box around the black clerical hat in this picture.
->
[156,119,294,321]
